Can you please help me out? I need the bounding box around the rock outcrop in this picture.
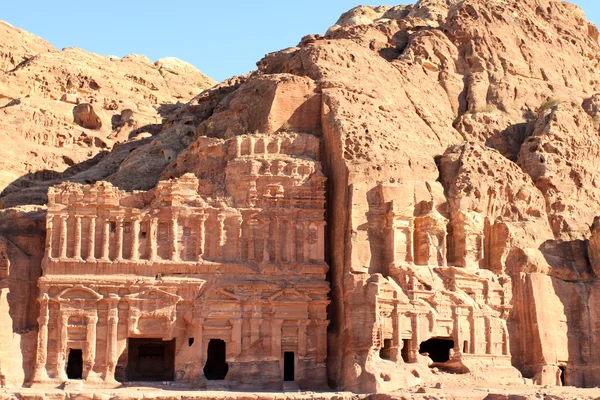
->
[3,0,600,395]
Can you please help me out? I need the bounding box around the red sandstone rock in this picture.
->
[4,0,600,395]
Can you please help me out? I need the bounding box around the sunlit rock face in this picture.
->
[3,0,600,393]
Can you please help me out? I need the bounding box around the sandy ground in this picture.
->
[1,373,600,400]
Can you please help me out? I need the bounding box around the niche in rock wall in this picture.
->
[126,338,175,381]
[204,339,229,380]
[419,338,454,363]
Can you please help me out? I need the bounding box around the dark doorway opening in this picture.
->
[401,339,411,363]
[559,366,566,386]
[380,338,392,360]
[66,349,83,379]
[463,340,469,354]
[204,339,228,380]
[127,338,175,381]
[284,351,295,381]
[419,338,454,363]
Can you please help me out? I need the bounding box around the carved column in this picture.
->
[298,319,310,357]
[316,221,326,261]
[45,217,54,259]
[59,215,68,260]
[234,215,243,260]
[271,319,283,358]
[101,218,111,262]
[131,217,140,261]
[315,320,329,363]
[273,216,281,262]
[231,318,242,356]
[73,215,83,260]
[454,306,463,353]
[84,314,98,378]
[485,315,492,355]
[86,216,96,262]
[196,318,205,365]
[302,221,310,262]
[287,218,296,263]
[411,313,421,363]
[470,310,477,354]
[262,217,271,263]
[391,306,402,361]
[105,295,119,381]
[171,213,180,261]
[216,214,226,260]
[247,219,258,261]
[32,294,50,382]
[114,216,124,262]
[57,314,69,381]
[149,217,158,261]
[196,214,207,261]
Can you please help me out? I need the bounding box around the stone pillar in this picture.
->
[196,214,207,261]
[234,215,243,260]
[247,219,258,261]
[470,311,477,354]
[485,315,492,355]
[86,216,96,262]
[287,219,296,263]
[273,217,281,262]
[315,320,329,363]
[84,314,98,378]
[57,314,69,381]
[171,214,180,261]
[32,294,50,382]
[45,217,54,259]
[298,320,310,357]
[72,215,82,260]
[131,217,140,261]
[196,319,205,365]
[411,313,421,362]
[316,221,326,261]
[105,295,119,381]
[231,318,242,356]
[302,221,310,262]
[149,217,158,261]
[101,218,111,262]
[262,217,271,263]
[271,318,283,358]
[114,216,124,262]
[454,306,463,353]
[59,215,68,260]
[216,214,226,260]
[391,307,402,361]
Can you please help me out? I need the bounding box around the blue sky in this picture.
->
[2,1,599,82]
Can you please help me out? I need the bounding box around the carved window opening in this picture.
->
[110,221,116,233]
[283,351,295,381]
[66,348,83,380]
[188,338,194,346]
[380,338,392,360]
[183,227,192,237]
[124,222,131,233]
[204,339,228,380]
[401,339,411,363]
[140,225,147,239]
[418,338,454,363]
[463,340,469,354]
[126,338,175,381]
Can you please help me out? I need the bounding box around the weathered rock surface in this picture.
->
[3,0,600,395]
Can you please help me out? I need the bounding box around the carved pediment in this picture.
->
[125,288,182,305]
[57,286,102,302]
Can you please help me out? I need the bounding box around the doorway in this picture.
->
[559,365,566,386]
[401,339,411,363]
[283,352,295,381]
[380,339,392,360]
[66,349,83,379]
[127,338,175,381]
[204,339,228,380]
[418,338,454,363]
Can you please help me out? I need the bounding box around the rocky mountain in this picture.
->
[2,0,600,396]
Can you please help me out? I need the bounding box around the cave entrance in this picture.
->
[559,365,566,386]
[283,351,295,381]
[204,339,228,380]
[127,338,175,381]
[66,349,83,379]
[419,338,454,363]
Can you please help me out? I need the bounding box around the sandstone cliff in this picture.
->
[2,0,600,394]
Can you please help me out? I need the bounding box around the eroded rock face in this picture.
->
[3,0,600,394]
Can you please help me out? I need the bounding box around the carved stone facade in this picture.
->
[33,134,329,389]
